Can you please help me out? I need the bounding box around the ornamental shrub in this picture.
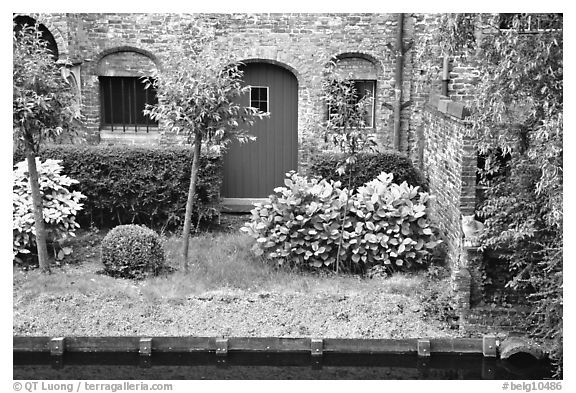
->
[241,171,441,273]
[13,158,86,262]
[13,144,222,231]
[242,172,346,269]
[309,151,428,191]
[101,224,166,279]
[346,172,440,269]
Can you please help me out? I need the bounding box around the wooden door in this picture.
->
[222,63,298,199]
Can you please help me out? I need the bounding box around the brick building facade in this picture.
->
[17,12,479,270]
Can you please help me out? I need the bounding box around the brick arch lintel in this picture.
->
[95,46,161,72]
[239,58,302,87]
[331,51,384,74]
[39,21,67,59]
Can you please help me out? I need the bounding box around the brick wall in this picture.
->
[30,13,431,172]
[421,95,477,269]
[462,306,533,335]
[30,12,485,163]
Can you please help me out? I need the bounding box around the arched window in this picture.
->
[328,55,378,128]
[13,15,59,60]
[96,49,158,132]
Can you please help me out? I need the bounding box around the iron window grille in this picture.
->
[498,13,562,32]
[99,76,158,132]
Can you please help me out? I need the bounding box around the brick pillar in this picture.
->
[451,266,471,311]
[462,243,483,307]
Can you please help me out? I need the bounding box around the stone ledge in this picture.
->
[427,94,471,120]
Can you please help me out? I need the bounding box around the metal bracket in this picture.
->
[311,338,323,358]
[139,338,152,356]
[401,100,413,110]
[417,339,431,357]
[49,337,65,356]
[483,335,497,358]
[385,40,413,55]
[216,338,229,357]
[403,40,414,54]
[382,102,393,110]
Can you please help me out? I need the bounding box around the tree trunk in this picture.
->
[26,151,51,273]
[181,130,202,271]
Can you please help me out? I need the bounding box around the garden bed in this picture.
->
[13,227,461,339]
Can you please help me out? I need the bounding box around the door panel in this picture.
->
[222,63,298,198]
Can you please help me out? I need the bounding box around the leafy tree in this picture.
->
[144,22,268,268]
[13,21,80,273]
[419,13,563,375]
[321,59,377,160]
[320,59,377,272]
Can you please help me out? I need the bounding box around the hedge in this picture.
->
[13,144,222,231]
[309,151,428,191]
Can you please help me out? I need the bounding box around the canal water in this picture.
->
[13,351,552,380]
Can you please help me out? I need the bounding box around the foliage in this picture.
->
[309,151,428,191]
[13,22,80,151]
[419,13,562,375]
[349,173,441,268]
[242,172,344,269]
[320,59,377,159]
[13,158,86,263]
[101,224,166,280]
[14,144,222,231]
[241,171,441,273]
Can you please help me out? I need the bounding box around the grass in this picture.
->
[13,226,460,337]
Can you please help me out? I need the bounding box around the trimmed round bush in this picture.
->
[101,224,165,279]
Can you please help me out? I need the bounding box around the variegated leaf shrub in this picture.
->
[13,158,86,261]
[241,171,441,272]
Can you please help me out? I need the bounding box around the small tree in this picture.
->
[320,59,377,272]
[145,23,268,268]
[13,21,80,273]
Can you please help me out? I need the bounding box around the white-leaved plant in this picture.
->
[13,158,86,263]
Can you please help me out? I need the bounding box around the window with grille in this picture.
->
[328,79,376,128]
[498,13,562,32]
[99,76,158,131]
[249,86,269,112]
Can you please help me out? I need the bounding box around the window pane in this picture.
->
[250,87,268,112]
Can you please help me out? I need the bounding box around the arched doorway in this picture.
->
[222,62,298,208]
